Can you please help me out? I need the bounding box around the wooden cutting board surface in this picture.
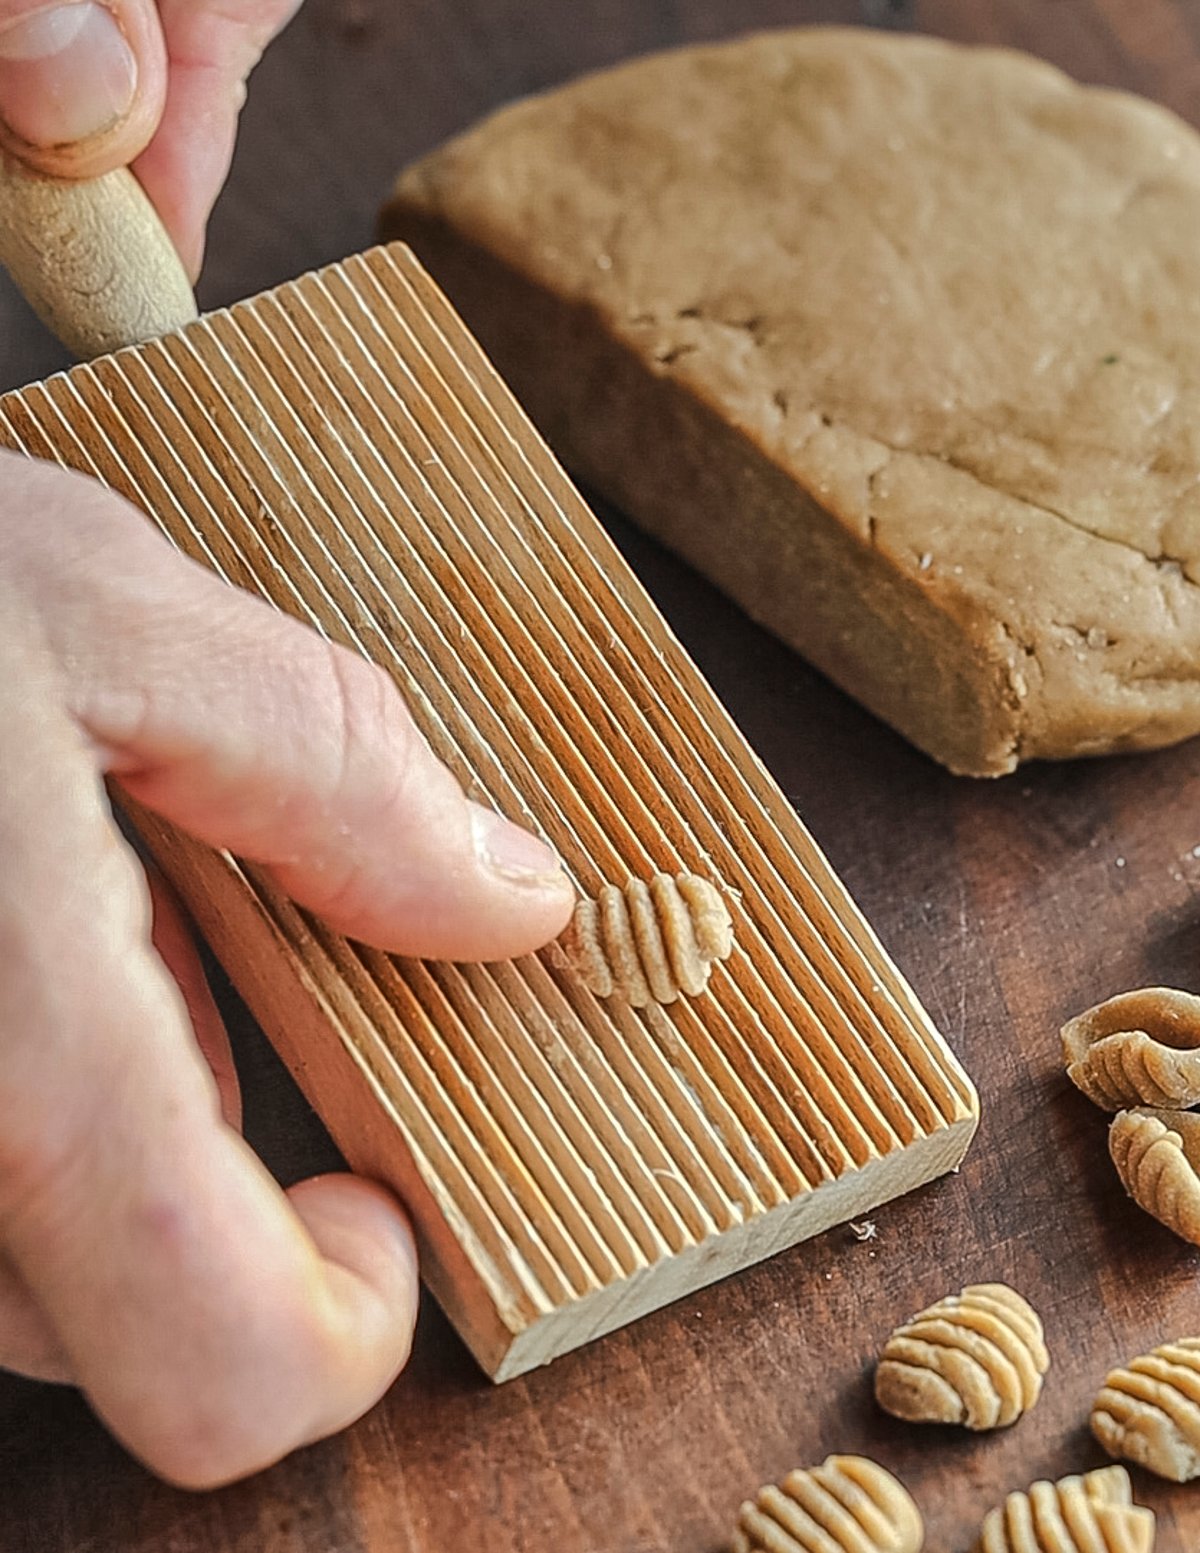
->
[2,2,1200,1551]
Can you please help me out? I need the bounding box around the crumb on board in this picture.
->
[849,1220,878,1242]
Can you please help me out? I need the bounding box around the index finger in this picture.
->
[14,456,575,964]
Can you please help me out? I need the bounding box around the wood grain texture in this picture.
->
[0,244,975,1377]
[0,160,197,360]
[1,2,1200,1551]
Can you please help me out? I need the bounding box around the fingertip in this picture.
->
[285,853,578,967]
[495,863,577,952]
[548,870,579,938]
[432,843,578,963]
[0,1,168,179]
[282,1174,420,1448]
[86,1173,421,1490]
[467,802,565,886]
[288,1173,420,1347]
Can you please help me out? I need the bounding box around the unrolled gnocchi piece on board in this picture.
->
[732,1454,923,1553]
[973,1466,1154,1553]
[1092,1337,1200,1482]
[1109,1107,1200,1245]
[1062,988,1200,1110]
[560,872,733,1006]
[874,1282,1048,1430]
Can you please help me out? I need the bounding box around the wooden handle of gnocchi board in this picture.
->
[0,156,198,360]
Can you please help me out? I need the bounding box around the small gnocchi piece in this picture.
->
[560,872,733,1007]
[1061,988,1200,1111]
[1108,1107,1200,1246]
[1092,1338,1200,1482]
[973,1466,1154,1553]
[874,1283,1048,1430]
[732,1454,923,1553]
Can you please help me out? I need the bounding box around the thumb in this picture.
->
[0,1,167,178]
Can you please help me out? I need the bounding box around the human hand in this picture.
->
[0,451,575,1485]
[0,0,301,279]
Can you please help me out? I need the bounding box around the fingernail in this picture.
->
[0,3,136,148]
[469,803,565,884]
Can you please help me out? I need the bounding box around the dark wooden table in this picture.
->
[4,2,1200,1549]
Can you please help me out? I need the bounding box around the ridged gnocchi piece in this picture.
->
[1062,988,1200,1110]
[973,1466,1154,1553]
[560,872,733,1007]
[732,1454,923,1553]
[874,1283,1048,1430]
[1092,1337,1200,1482]
[1108,1107,1200,1246]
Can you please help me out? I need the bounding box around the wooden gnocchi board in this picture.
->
[0,244,978,1380]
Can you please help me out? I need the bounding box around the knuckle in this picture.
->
[167,0,305,82]
[0,1120,75,1242]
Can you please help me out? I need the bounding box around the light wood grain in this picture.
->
[0,243,976,1378]
[0,159,197,360]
